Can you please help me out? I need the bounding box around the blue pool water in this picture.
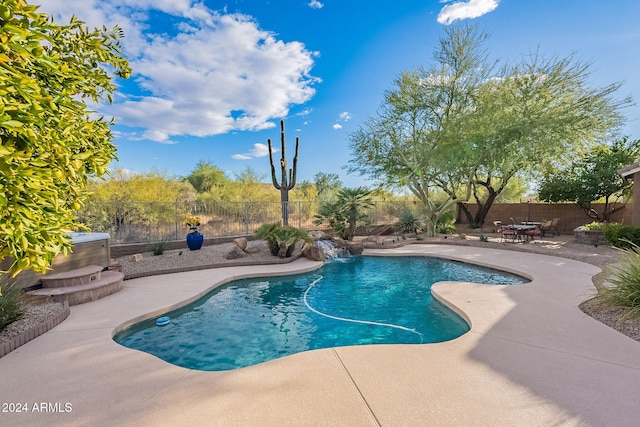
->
[114,256,527,371]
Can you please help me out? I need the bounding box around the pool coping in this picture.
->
[1,244,639,426]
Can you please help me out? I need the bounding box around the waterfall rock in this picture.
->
[314,239,350,259]
[346,241,364,255]
[303,242,326,261]
[308,230,332,241]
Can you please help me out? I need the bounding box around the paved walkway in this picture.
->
[1,245,639,426]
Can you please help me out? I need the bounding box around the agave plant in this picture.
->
[394,210,424,235]
[254,223,311,258]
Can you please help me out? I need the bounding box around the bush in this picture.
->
[600,243,640,317]
[0,276,25,332]
[436,210,457,234]
[394,210,423,235]
[151,239,167,256]
[602,223,640,249]
[581,221,606,231]
[254,223,311,258]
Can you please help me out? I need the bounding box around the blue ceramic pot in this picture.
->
[186,232,204,250]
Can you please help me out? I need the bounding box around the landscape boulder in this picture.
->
[346,241,364,255]
[224,246,246,260]
[308,230,332,241]
[232,237,248,251]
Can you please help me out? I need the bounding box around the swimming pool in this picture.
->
[114,256,528,371]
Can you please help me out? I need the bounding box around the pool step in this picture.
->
[41,265,104,288]
[30,269,124,306]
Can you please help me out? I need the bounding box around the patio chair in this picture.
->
[499,226,519,242]
[541,218,560,237]
[523,227,541,243]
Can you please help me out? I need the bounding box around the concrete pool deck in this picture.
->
[1,244,640,426]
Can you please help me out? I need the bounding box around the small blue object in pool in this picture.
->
[156,316,170,326]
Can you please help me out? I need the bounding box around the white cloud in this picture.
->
[308,1,324,9]
[437,0,500,25]
[232,143,274,160]
[38,1,320,142]
[296,109,313,117]
[332,111,351,129]
[338,111,352,121]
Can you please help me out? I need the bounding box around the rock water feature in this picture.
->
[314,239,350,259]
[304,231,361,261]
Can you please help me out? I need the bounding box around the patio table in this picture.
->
[503,224,538,242]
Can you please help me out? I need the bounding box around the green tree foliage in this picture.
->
[186,160,232,201]
[538,138,640,221]
[348,25,490,235]
[457,51,628,227]
[314,172,343,204]
[82,169,196,234]
[0,1,130,276]
[314,187,374,240]
[290,180,318,202]
[348,24,630,232]
[228,168,278,202]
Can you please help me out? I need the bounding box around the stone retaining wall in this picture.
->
[574,229,607,245]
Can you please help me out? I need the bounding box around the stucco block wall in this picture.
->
[457,203,631,233]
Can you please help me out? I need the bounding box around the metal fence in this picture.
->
[78,201,418,244]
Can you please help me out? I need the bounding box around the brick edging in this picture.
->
[0,300,70,359]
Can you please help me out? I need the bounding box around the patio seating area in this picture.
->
[496,219,545,243]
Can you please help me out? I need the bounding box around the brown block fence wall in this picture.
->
[456,203,631,234]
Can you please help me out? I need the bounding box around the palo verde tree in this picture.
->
[83,170,196,234]
[348,24,492,236]
[455,51,629,227]
[538,137,640,221]
[185,160,232,201]
[349,24,630,232]
[0,0,131,277]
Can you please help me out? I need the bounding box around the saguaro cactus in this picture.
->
[268,120,299,226]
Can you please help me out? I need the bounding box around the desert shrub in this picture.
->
[581,221,606,231]
[394,210,423,235]
[0,276,25,332]
[151,239,167,256]
[436,210,457,234]
[602,223,640,249]
[254,223,311,257]
[600,243,640,317]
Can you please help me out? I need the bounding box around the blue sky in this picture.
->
[40,0,640,188]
